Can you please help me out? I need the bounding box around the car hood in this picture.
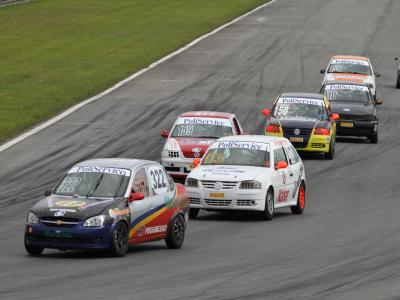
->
[189,165,269,181]
[173,137,216,158]
[325,73,373,84]
[30,195,123,220]
[331,102,374,116]
[277,116,319,129]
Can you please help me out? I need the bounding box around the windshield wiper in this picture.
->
[196,136,220,139]
[86,173,104,198]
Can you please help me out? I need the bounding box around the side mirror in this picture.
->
[275,161,288,170]
[193,158,201,168]
[128,192,145,202]
[375,72,381,77]
[330,113,340,120]
[320,69,326,74]
[44,190,52,197]
[160,130,169,138]
[261,109,270,116]
[375,98,383,105]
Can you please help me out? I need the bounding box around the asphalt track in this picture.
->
[1,0,400,299]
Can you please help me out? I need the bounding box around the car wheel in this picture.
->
[24,237,43,256]
[189,208,199,219]
[261,188,274,221]
[165,214,186,249]
[325,140,335,160]
[110,222,128,257]
[396,73,400,89]
[369,131,378,144]
[291,182,305,215]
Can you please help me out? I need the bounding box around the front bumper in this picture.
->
[336,119,377,137]
[265,132,331,153]
[161,156,194,179]
[25,222,114,250]
[186,185,266,211]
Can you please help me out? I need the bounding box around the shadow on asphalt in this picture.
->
[194,210,293,222]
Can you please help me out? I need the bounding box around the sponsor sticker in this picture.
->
[68,166,131,177]
[211,141,269,151]
[55,200,86,207]
[325,84,369,92]
[44,230,72,239]
[278,97,323,106]
[202,166,246,174]
[108,208,130,218]
[278,189,290,202]
[176,117,231,127]
[331,59,369,66]
[144,225,168,235]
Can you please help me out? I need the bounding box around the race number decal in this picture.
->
[58,176,82,193]
[175,124,194,136]
[276,105,289,116]
[148,166,168,194]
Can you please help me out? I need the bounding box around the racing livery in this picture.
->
[320,81,382,143]
[24,158,189,257]
[262,93,339,159]
[161,111,244,180]
[185,135,306,220]
[320,55,380,98]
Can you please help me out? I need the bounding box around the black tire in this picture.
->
[325,140,335,160]
[369,131,378,144]
[261,188,274,221]
[396,73,400,89]
[24,237,43,256]
[110,222,128,257]
[165,214,186,249]
[189,208,199,219]
[291,182,305,215]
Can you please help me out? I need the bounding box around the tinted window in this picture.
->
[132,168,150,197]
[286,145,300,164]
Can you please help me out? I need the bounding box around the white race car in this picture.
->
[320,55,380,99]
[185,135,306,220]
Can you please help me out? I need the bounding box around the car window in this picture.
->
[147,165,169,195]
[286,145,300,165]
[132,167,150,197]
[232,118,241,134]
[274,147,288,165]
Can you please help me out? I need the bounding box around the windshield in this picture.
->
[328,59,371,75]
[54,166,131,198]
[171,117,233,138]
[273,97,326,120]
[323,84,371,104]
[202,141,270,167]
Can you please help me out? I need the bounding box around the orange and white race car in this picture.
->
[320,55,380,99]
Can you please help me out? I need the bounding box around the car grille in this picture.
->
[201,181,237,189]
[282,127,312,148]
[168,151,179,158]
[237,200,254,206]
[41,217,80,228]
[189,198,201,205]
[339,114,374,121]
[204,199,232,206]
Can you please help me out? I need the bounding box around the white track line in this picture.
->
[0,0,278,153]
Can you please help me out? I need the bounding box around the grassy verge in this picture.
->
[0,0,268,143]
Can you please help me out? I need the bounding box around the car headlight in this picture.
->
[83,215,106,227]
[239,180,262,189]
[27,212,39,224]
[185,177,198,188]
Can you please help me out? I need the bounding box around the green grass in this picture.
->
[0,0,268,143]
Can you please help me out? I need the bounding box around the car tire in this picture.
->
[189,208,199,219]
[369,131,378,144]
[24,237,43,256]
[110,222,129,257]
[325,140,335,160]
[291,182,305,215]
[396,73,400,89]
[165,214,186,249]
[261,188,274,221]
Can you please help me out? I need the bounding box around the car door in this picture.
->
[144,164,175,239]
[284,144,302,202]
[128,167,152,242]
[273,146,291,204]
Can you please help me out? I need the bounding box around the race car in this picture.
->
[261,93,339,159]
[320,81,382,143]
[24,158,189,257]
[185,135,306,220]
[161,111,244,180]
[320,55,380,99]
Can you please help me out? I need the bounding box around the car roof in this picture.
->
[74,158,155,171]
[216,135,288,146]
[179,111,233,119]
[280,92,325,100]
[332,55,369,62]
[323,80,369,87]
